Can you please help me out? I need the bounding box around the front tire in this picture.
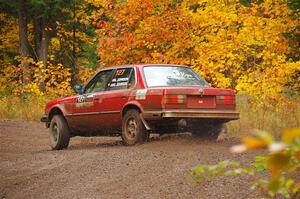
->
[121,110,148,145]
[49,115,70,150]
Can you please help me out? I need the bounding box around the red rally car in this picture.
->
[41,64,239,150]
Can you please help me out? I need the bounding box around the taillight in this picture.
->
[162,95,186,104]
[216,95,234,105]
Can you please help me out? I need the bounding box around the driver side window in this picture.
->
[85,70,113,93]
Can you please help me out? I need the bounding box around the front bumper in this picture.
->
[40,115,48,122]
[143,109,240,120]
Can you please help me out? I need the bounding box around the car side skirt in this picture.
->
[64,110,121,117]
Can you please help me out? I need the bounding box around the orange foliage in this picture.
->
[90,0,299,107]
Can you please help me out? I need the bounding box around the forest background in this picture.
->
[0,0,299,135]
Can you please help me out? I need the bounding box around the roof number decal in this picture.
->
[116,69,125,76]
[136,89,147,100]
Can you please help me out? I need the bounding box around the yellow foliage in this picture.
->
[282,128,300,144]
[0,13,20,94]
[242,136,268,149]
[77,66,95,84]
[194,127,300,197]
[0,13,19,51]
[267,152,290,179]
[90,0,299,108]
[235,127,300,183]
[33,60,73,96]
[8,58,75,97]
[295,151,300,161]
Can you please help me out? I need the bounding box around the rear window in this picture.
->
[143,66,209,87]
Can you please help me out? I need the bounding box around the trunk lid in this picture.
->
[162,87,236,110]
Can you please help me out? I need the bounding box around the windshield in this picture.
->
[143,66,209,87]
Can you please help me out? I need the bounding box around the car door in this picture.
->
[71,69,114,133]
[92,67,136,131]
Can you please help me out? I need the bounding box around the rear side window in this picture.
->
[108,68,135,90]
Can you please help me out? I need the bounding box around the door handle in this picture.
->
[94,97,101,101]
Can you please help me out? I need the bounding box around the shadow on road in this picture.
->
[64,132,235,151]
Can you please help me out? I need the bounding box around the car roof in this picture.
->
[97,64,188,71]
[133,64,187,67]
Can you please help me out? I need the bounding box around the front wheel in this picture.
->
[121,110,148,145]
[49,115,70,150]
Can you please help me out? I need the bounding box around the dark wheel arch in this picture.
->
[122,104,152,131]
[48,107,64,122]
[122,104,142,116]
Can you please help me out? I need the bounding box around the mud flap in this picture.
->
[139,113,152,131]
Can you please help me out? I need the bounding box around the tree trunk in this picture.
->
[33,18,42,61]
[37,19,50,92]
[71,0,77,86]
[40,25,50,67]
[18,0,31,86]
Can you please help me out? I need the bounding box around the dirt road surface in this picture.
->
[1,120,262,199]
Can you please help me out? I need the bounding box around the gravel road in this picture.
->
[1,120,263,199]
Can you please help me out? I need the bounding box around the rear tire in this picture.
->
[192,123,226,140]
[49,115,70,150]
[121,110,148,145]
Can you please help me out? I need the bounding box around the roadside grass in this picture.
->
[0,95,49,122]
[227,94,300,136]
[0,94,299,136]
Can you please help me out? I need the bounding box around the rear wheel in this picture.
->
[49,115,70,150]
[191,123,226,140]
[122,110,148,145]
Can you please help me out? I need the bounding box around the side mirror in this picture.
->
[74,85,83,94]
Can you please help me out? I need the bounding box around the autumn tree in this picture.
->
[0,12,20,94]
[90,0,299,107]
[0,0,31,87]
[0,0,99,94]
